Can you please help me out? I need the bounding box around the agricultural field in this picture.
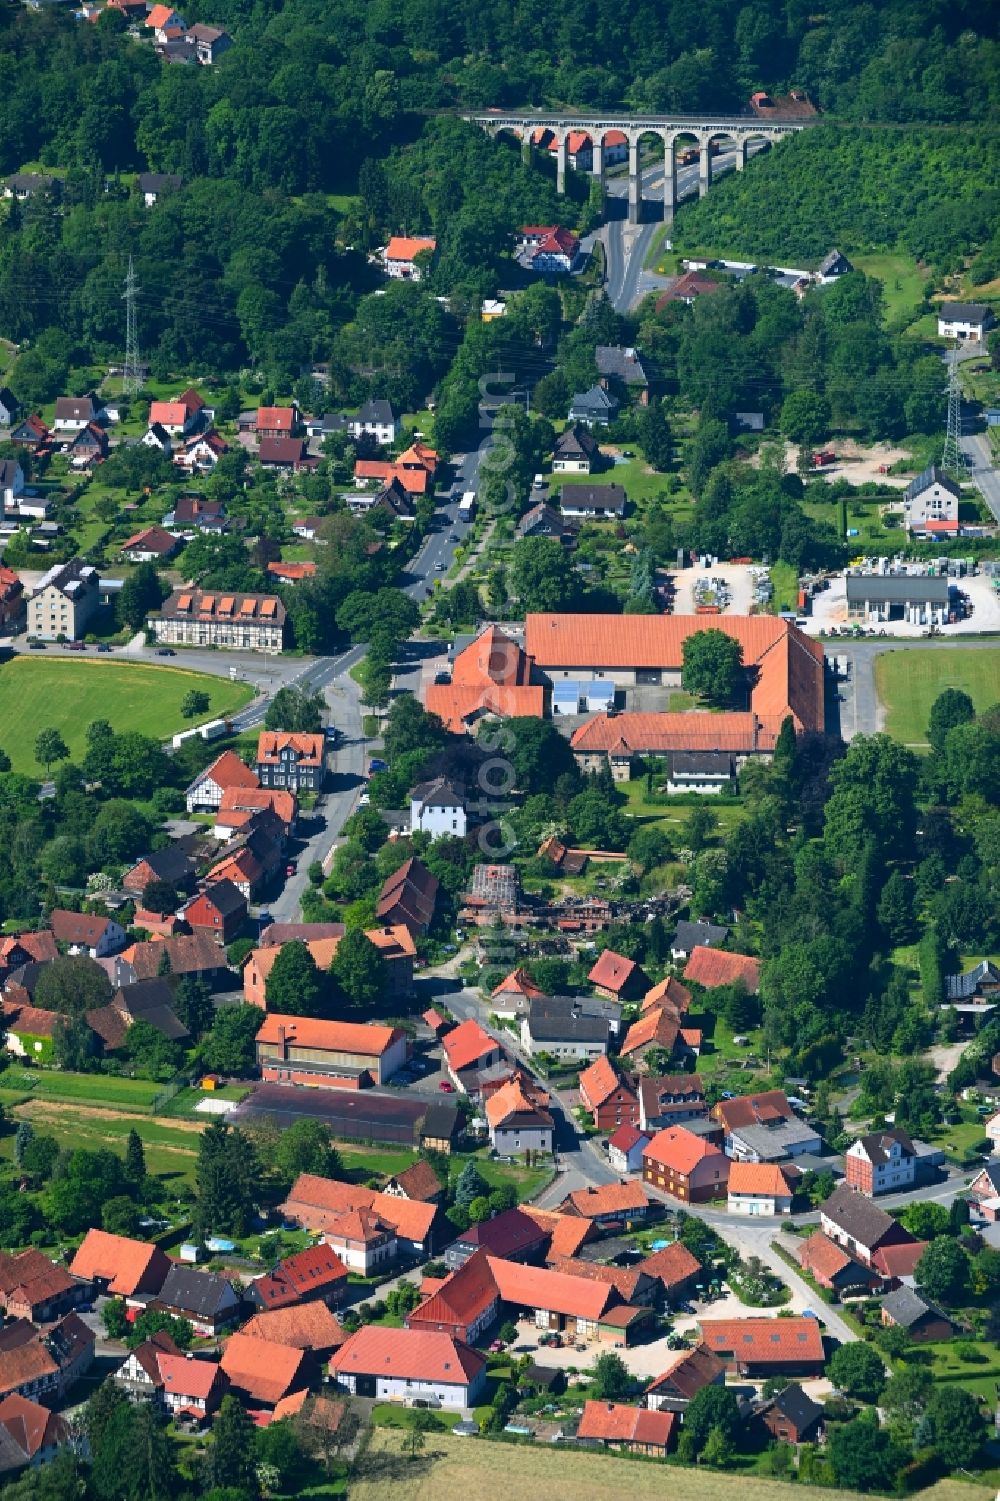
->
[0,1067,164,1111]
[348,1432,992,1501]
[874,647,1000,746]
[0,658,253,773]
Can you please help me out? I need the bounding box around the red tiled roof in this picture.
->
[561,1182,650,1219]
[642,977,692,1014]
[577,1400,674,1448]
[699,1316,824,1366]
[800,1231,857,1281]
[0,931,58,966]
[408,1249,499,1330]
[646,1342,724,1400]
[871,1241,928,1279]
[578,1054,635,1111]
[572,711,779,757]
[491,967,545,1001]
[712,1090,792,1131]
[643,1126,726,1175]
[620,1007,679,1058]
[255,732,324,768]
[484,1077,553,1130]
[728,1162,795,1197]
[251,1244,348,1310]
[640,1241,703,1292]
[588,949,639,994]
[220,1333,305,1406]
[442,1018,498,1073]
[485,1256,615,1322]
[255,1014,404,1058]
[69,1229,168,1297]
[120,525,177,555]
[240,1302,346,1352]
[528,614,824,733]
[390,1160,442,1202]
[607,1124,649,1154]
[384,236,436,263]
[157,1353,221,1401]
[684,947,761,992]
[256,407,296,433]
[267,561,317,581]
[1,1000,63,1039]
[331,1326,483,1386]
[280,1174,436,1245]
[195,750,259,794]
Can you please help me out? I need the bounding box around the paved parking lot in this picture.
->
[671,562,759,616]
[806,572,1000,637]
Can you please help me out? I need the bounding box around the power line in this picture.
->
[941,345,969,476]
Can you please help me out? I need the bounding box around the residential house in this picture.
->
[219,1333,308,1409]
[53,395,103,432]
[279,1175,436,1261]
[322,1208,398,1275]
[122,848,196,897]
[214,786,297,840]
[152,590,286,654]
[376,857,439,935]
[148,390,205,437]
[444,1208,549,1272]
[619,1007,686,1070]
[558,1181,652,1232]
[642,1127,729,1203]
[947,960,1000,1004]
[521,1209,593,1263]
[165,495,227,532]
[0,566,24,633]
[489,967,546,1019]
[409,777,467,840]
[141,424,173,457]
[937,302,995,341]
[266,561,316,585]
[817,248,854,280]
[725,1115,821,1165]
[255,1014,408,1089]
[383,1160,444,1205]
[244,926,414,1008]
[757,1384,824,1444]
[0,460,24,511]
[1,1002,62,1063]
[146,3,186,40]
[406,1249,500,1344]
[902,465,961,538]
[348,400,399,446]
[967,1161,1000,1219]
[484,1075,554,1156]
[607,1125,651,1174]
[186,750,259,813]
[69,1229,171,1298]
[845,1128,916,1196]
[870,1241,928,1285]
[698,1316,825,1377]
[239,1303,345,1360]
[645,1343,725,1412]
[381,237,436,281]
[174,430,228,472]
[119,934,230,984]
[248,1245,348,1314]
[638,1074,707,1133]
[588,950,649,1003]
[205,826,281,901]
[86,978,189,1053]
[424,623,545,734]
[577,1401,674,1456]
[117,1334,182,1408]
[182,880,247,946]
[684,946,761,993]
[670,920,730,960]
[484,1256,652,1346]
[578,1055,640,1131]
[558,483,627,520]
[0,1316,95,1403]
[3,176,59,202]
[418,1102,461,1156]
[331,1326,485,1407]
[568,386,619,427]
[880,1287,954,1343]
[0,1394,71,1475]
[526,226,581,274]
[255,407,298,440]
[520,995,618,1062]
[7,415,49,450]
[595,345,650,402]
[819,1183,918,1268]
[26,560,100,640]
[137,173,183,206]
[441,1018,503,1092]
[154,1266,240,1337]
[726,1162,796,1216]
[156,1353,226,1421]
[0,1252,86,1325]
[0,932,58,974]
[185,22,232,62]
[517,501,566,541]
[49,909,126,960]
[552,424,600,474]
[0,390,18,427]
[255,732,325,793]
[259,437,309,471]
[67,422,108,468]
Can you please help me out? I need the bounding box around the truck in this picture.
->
[811,450,837,468]
[458,492,476,521]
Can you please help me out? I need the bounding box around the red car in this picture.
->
[285,862,296,877]
[438,1080,455,1093]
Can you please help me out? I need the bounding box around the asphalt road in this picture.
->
[828,636,1000,739]
[401,420,496,601]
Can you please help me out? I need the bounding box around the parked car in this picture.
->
[438,1080,455,1093]
[29,640,47,649]
[67,640,86,651]
[285,862,296,877]
[96,643,112,652]
[156,647,176,656]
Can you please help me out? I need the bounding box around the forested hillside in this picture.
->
[675,126,1000,269]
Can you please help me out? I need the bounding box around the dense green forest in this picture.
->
[675,126,1000,269]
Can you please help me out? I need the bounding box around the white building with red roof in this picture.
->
[330,1326,486,1407]
[381,236,436,282]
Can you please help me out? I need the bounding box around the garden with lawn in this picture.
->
[874,648,1000,747]
[0,657,254,773]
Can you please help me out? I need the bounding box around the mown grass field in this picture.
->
[768,561,799,614]
[7,1099,202,1182]
[851,252,925,325]
[0,1067,164,1110]
[621,780,748,837]
[0,658,254,772]
[874,647,1000,746]
[349,1432,993,1501]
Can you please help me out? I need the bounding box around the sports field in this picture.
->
[349,1432,992,1501]
[874,647,1000,745]
[0,658,253,772]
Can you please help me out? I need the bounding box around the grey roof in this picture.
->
[192,879,245,919]
[569,386,619,417]
[553,425,598,459]
[672,919,729,952]
[138,173,182,193]
[54,395,98,421]
[411,776,465,810]
[854,1127,914,1165]
[903,464,962,503]
[558,483,626,515]
[115,979,189,1041]
[939,301,993,322]
[28,558,98,601]
[355,399,397,425]
[0,387,18,416]
[766,1382,824,1430]
[672,752,734,775]
[5,173,57,194]
[881,1286,941,1329]
[517,502,564,537]
[946,960,1000,1000]
[420,1102,460,1140]
[127,847,195,886]
[158,1265,239,1319]
[0,459,20,488]
[730,1118,819,1161]
[846,575,950,605]
[818,249,853,276]
[525,1008,609,1044]
[595,345,649,384]
[821,1183,896,1247]
[530,994,621,1026]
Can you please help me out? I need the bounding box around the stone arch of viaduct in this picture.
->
[466,113,812,222]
